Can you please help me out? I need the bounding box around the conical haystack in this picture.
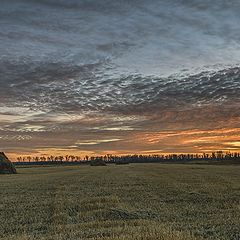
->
[0,152,17,174]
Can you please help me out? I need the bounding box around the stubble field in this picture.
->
[1,164,240,240]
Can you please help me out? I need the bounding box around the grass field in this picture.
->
[1,164,240,240]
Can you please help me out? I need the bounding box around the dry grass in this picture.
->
[1,164,240,239]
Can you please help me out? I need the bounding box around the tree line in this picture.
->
[15,151,240,164]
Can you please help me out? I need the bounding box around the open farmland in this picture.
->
[1,164,240,240]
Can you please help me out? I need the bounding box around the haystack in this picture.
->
[0,152,17,174]
[90,158,107,166]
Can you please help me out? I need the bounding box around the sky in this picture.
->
[0,0,240,159]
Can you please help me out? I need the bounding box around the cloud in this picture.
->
[1,0,240,156]
[0,62,239,155]
[1,56,239,114]
[75,138,122,146]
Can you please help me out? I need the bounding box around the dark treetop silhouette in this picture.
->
[15,152,240,165]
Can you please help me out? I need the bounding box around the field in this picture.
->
[1,164,240,240]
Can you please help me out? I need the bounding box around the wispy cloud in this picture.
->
[75,138,122,146]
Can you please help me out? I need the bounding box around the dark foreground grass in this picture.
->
[0,164,240,240]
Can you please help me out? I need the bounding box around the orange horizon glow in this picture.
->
[6,127,240,161]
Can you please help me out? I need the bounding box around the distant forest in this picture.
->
[15,151,240,165]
